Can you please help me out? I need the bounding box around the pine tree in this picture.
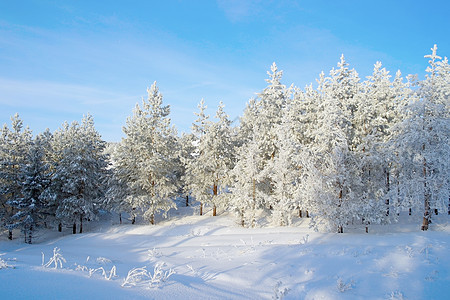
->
[392,45,450,230]
[0,114,32,240]
[103,165,131,224]
[115,82,178,224]
[7,136,50,243]
[183,99,210,215]
[178,132,196,207]
[186,101,235,216]
[266,115,304,226]
[301,58,363,233]
[352,62,407,231]
[230,99,265,226]
[230,63,292,225]
[42,114,108,233]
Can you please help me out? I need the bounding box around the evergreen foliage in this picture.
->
[113,82,179,224]
[1,45,449,241]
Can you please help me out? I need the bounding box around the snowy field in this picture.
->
[1,207,449,300]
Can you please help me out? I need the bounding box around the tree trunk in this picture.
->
[186,195,189,207]
[58,223,62,232]
[150,213,155,225]
[385,169,390,216]
[8,230,12,240]
[200,202,203,216]
[213,183,218,216]
[421,155,430,231]
[306,210,310,218]
[338,226,343,233]
[28,225,32,244]
[72,223,76,234]
[119,213,122,225]
[132,216,136,225]
[79,216,83,234]
[252,178,256,203]
[299,208,302,218]
[422,215,429,231]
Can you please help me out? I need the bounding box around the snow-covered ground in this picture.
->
[1,207,449,300]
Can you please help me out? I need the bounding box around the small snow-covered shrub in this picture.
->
[148,262,175,286]
[0,256,14,269]
[75,264,117,280]
[300,234,309,245]
[186,264,198,275]
[337,277,355,292]
[272,281,289,300]
[42,247,66,269]
[122,262,175,288]
[388,291,405,300]
[147,248,162,259]
[122,267,148,287]
[96,257,112,264]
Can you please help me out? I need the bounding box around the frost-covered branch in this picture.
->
[42,247,66,269]
[121,263,175,288]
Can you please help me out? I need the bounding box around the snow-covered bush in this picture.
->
[336,277,355,292]
[42,247,66,269]
[76,264,117,280]
[0,255,15,269]
[122,262,175,288]
[272,281,289,299]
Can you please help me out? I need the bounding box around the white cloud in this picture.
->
[216,0,262,23]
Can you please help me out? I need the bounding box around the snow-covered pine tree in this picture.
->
[230,64,291,225]
[6,136,50,243]
[303,59,363,233]
[245,63,290,209]
[115,82,179,224]
[178,132,196,208]
[184,99,210,215]
[392,45,450,230]
[229,100,265,227]
[285,83,321,219]
[352,62,407,231]
[101,142,134,224]
[39,122,72,232]
[180,99,210,213]
[103,164,131,224]
[266,114,304,226]
[0,114,32,240]
[186,101,235,216]
[230,136,262,227]
[43,114,108,233]
[326,55,361,150]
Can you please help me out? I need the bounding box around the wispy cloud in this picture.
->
[216,0,263,23]
[0,78,138,140]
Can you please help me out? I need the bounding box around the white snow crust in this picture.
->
[1,207,449,299]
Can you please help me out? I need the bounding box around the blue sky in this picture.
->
[1,0,449,141]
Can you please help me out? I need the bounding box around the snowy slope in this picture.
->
[0,209,449,300]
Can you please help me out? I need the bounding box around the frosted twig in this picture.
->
[43,247,66,269]
[122,267,149,287]
[121,263,175,288]
[0,255,14,269]
[337,277,355,292]
[76,264,117,280]
[272,281,289,299]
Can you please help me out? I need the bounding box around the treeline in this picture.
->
[1,45,449,242]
